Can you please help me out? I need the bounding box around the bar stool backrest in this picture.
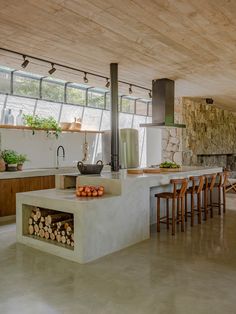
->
[205,173,217,191]
[170,178,188,198]
[189,175,205,194]
[218,171,230,187]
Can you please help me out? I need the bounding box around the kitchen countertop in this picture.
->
[0,167,79,179]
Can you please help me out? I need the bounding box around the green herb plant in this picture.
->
[23,114,61,138]
[17,154,28,164]
[1,150,19,165]
[159,161,181,169]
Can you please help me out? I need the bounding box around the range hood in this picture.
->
[140,78,186,128]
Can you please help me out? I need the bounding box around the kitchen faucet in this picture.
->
[56,145,65,169]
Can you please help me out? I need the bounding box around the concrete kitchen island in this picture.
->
[16,167,222,263]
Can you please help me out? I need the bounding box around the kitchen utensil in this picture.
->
[77,160,103,175]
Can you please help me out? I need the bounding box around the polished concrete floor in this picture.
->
[1,209,236,314]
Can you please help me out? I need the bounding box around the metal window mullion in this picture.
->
[1,94,8,123]
[104,92,107,110]
[140,116,147,166]
[58,103,63,123]
[33,99,38,116]
[120,96,123,112]
[134,99,137,115]
[85,88,89,107]
[10,70,15,95]
[39,78,43,99]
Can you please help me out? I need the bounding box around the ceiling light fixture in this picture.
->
[48,63,56,75]
[105,78,110,88]
[83,72,88,83]
[21,55,29,69]
[149,90,152,98]
[0,48,152,98]
[129,84,133,94]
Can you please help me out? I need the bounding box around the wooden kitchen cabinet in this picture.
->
[0,176,55,217]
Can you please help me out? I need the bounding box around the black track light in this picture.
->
[149,90,152,98]
[105,78,110,88]
[21,55,29,68]
[48,63,56,75]
[83,72,88,83]
[129,84,133,94]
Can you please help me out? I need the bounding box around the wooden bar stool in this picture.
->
[212,171,229,215]
[155,178,188,235]
[185,175,205,226]
[202,173,217,219]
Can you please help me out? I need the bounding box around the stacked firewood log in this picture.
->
[28,207,74,247]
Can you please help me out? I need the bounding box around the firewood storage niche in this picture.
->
[22,204,74,250]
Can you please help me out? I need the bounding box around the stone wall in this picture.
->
[182,98,236,166]
[161,97,236,167]
[161,97,183,165]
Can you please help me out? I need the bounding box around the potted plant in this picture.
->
[17,154,28,171]
[1,150,19,171]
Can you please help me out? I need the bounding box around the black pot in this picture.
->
[77,160,103,175]
[6,164,18,172]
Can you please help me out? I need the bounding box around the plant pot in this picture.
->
[6,163,18,172]
[17,163,23,171]
[0,158,6,172]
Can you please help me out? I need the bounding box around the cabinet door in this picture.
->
[0,176,55,217]
[0,179,20,217]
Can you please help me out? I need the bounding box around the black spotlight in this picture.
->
[105,78,110,88]
[48,63,56,75]
[21,55,29,68]
[206,98,214,105]
[83,72,88,83]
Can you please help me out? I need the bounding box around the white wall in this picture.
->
[0,129,102,169]
[0,126,162,169]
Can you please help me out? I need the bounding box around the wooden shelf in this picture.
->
[0,124,104,134]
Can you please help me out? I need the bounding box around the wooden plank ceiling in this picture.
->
[0,0,236,110]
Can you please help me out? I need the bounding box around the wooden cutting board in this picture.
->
[127,168,144,174]
[159,168,182,172]
[143,168,161,173]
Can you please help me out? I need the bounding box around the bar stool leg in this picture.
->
[166,199,169,230]
[223,186,226,214]
[191,194,194,227]
[204,188,208,219]
[185,193,188,222]
[157,197,160,232]
[198,193,202,224]
[218,187,221,215]
[172,198,176,236]
[177,197,180,224]
[181,197,184,232]
[210,190,213,218]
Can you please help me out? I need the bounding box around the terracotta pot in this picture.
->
[0,158,6,172]
[17,164,23,171]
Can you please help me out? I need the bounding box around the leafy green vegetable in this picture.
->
[159,161,180,169]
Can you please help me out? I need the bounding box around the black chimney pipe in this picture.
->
[110,63,119,171]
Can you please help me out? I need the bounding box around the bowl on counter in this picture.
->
[77,160,103,175]
[69,121,81,131]
[60,122,71,131]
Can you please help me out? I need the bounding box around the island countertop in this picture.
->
[16,166,222,263]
